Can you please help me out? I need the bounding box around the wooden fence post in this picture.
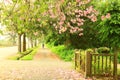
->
[75,50,79,70]
[75,51,77,69]
[113,52,118,80]
[85,51,92,77]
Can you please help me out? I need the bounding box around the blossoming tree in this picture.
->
[48,0,98,36]
[48,0,110,36]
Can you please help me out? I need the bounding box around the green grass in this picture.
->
[8,46,39,60]
[20,47,39,60]
[20,54,33,60]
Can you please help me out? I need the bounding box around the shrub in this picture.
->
[97,47,110,53]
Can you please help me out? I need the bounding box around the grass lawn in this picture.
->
[8,46,39,60]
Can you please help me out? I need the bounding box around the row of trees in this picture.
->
[0,0,120,52]
[0,0,50,52]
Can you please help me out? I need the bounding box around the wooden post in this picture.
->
[85,51,92,77]
[113,52,117,80]
[75,51,77,69]
[74,50,79,70]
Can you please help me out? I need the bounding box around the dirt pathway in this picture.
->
[0,46,17,60]
[33,48,60,61]
[0,47,91,80]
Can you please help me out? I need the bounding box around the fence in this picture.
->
[74,50,117,79]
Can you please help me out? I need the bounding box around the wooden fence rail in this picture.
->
[74,50,117,80]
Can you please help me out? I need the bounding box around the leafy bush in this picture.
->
[97,47,110,53]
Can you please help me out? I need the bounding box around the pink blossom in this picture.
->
[91,16,97,22]
[76,0,80,2]
[71,19,76,23]
[106,13,110,19]
[89,6,93,11]
[83,11,88,16]
[101,15,106,20]
[77,23,81,26]
[61,27,67,32]
[59,21,64,25]
[79,33,83,36]
[79,12,83,16]
[86,6,93,14]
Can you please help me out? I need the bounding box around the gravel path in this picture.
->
[0,47,91,80]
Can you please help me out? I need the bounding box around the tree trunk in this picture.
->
[18,34,21,52]
[34,39,37,47]
[23,33,26,52]
[113,48,118,80]
[30,37,33,48]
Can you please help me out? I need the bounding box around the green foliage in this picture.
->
[47,44,74,61]
[20,54,33,60]
[69,32,101,49]
[97,47,110,53]
[45,27,70,48]
[96,0,120,48]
